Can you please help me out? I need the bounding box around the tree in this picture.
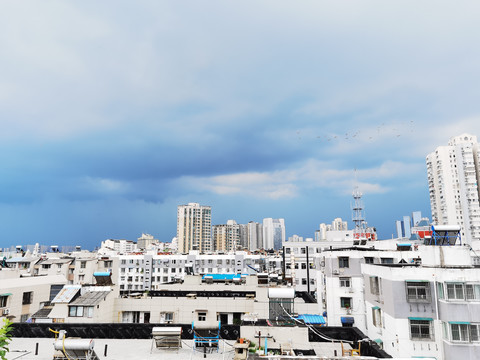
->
[0,318,12,360]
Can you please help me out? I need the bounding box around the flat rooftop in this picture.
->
[7,338,351,360]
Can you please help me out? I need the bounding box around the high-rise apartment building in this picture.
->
[213,220,240,252]
[426,133,480,244]
[262,218,285,250]
[247,221,263,251]
[176,203,212,253]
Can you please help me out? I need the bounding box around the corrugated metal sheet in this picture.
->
[70,291,111,306]
[202,274,246,280]
[51,285,81,303]
[296,314,326,324]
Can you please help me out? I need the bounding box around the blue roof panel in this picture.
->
[296,314,326,324]
[202,274,247,280]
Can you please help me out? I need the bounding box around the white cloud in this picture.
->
[83,177,129,194]
[179,158,421,199]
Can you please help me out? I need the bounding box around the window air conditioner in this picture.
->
[332,270,339,275]
[3,309,9,315]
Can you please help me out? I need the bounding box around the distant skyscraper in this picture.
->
[247,221,263,251]
[238,224,248,249]
[332,217,348,231]
[395,220,403,238]
[176,203,212,253]
[213,220,239,252]
[262,218,285,250]
[402,215,412,239]
[411,211,422,227]
[426,134,480,244]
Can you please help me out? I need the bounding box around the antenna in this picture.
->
[351,169,366,239]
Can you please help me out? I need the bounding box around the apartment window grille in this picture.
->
[372,307,382,327]
[451,323,469,342]
[340,277,351,288]
[410,319,433,340]
[338,257,349,268]
[445,283,480,301]
[370,276,380,295]
[406,281,431,302]
[465,284,480,300]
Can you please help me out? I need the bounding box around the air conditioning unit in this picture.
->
[79,269,84,273]
[348,288,355,293]
[332,270,339,275]
[3,309,9,315]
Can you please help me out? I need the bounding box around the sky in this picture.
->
[1,1,480,249]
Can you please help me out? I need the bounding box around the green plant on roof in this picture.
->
[0,318,13,360]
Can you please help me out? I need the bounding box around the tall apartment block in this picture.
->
[426,134,480,244]
[263,218,285,250]
[213,220,240,252]
[247,221,263,251]
[176,203,212,253]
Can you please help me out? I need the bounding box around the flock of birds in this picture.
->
[295,120,415,142]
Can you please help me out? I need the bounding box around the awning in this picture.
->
[296,314,326,325]
[374,339,383,344]
[449,321,470,325]
[0,293,12,296]
[372,306,380,310]
[341,317,355,324]
[93,272,111,276]
[408,317,433,321]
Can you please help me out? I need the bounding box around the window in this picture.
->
[22,291,33,305]
[80,261,86,269]
[69,306,84,317]
[365,257,374,264]
[372,307,382,327]
[471,324,480,342]
[380,258,393,264]
[302,278,307,285]
[406,282,431,302]
[445,283,480,301]
[410,319,433,340]
[370,276,380,295]
[161,312,174,323]
[340,297,352,308]
[338,257,349,268]
[451,323,469,342]
[20,314,30,322]
[198,312,207,321]
[437,282,444,299]
[340,277,351,288]
[465,284,480,300]
[0,296,8,307]
[301,263,307,269]
[42,264,51,269]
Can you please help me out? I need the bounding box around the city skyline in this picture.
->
[2,1,480,249]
